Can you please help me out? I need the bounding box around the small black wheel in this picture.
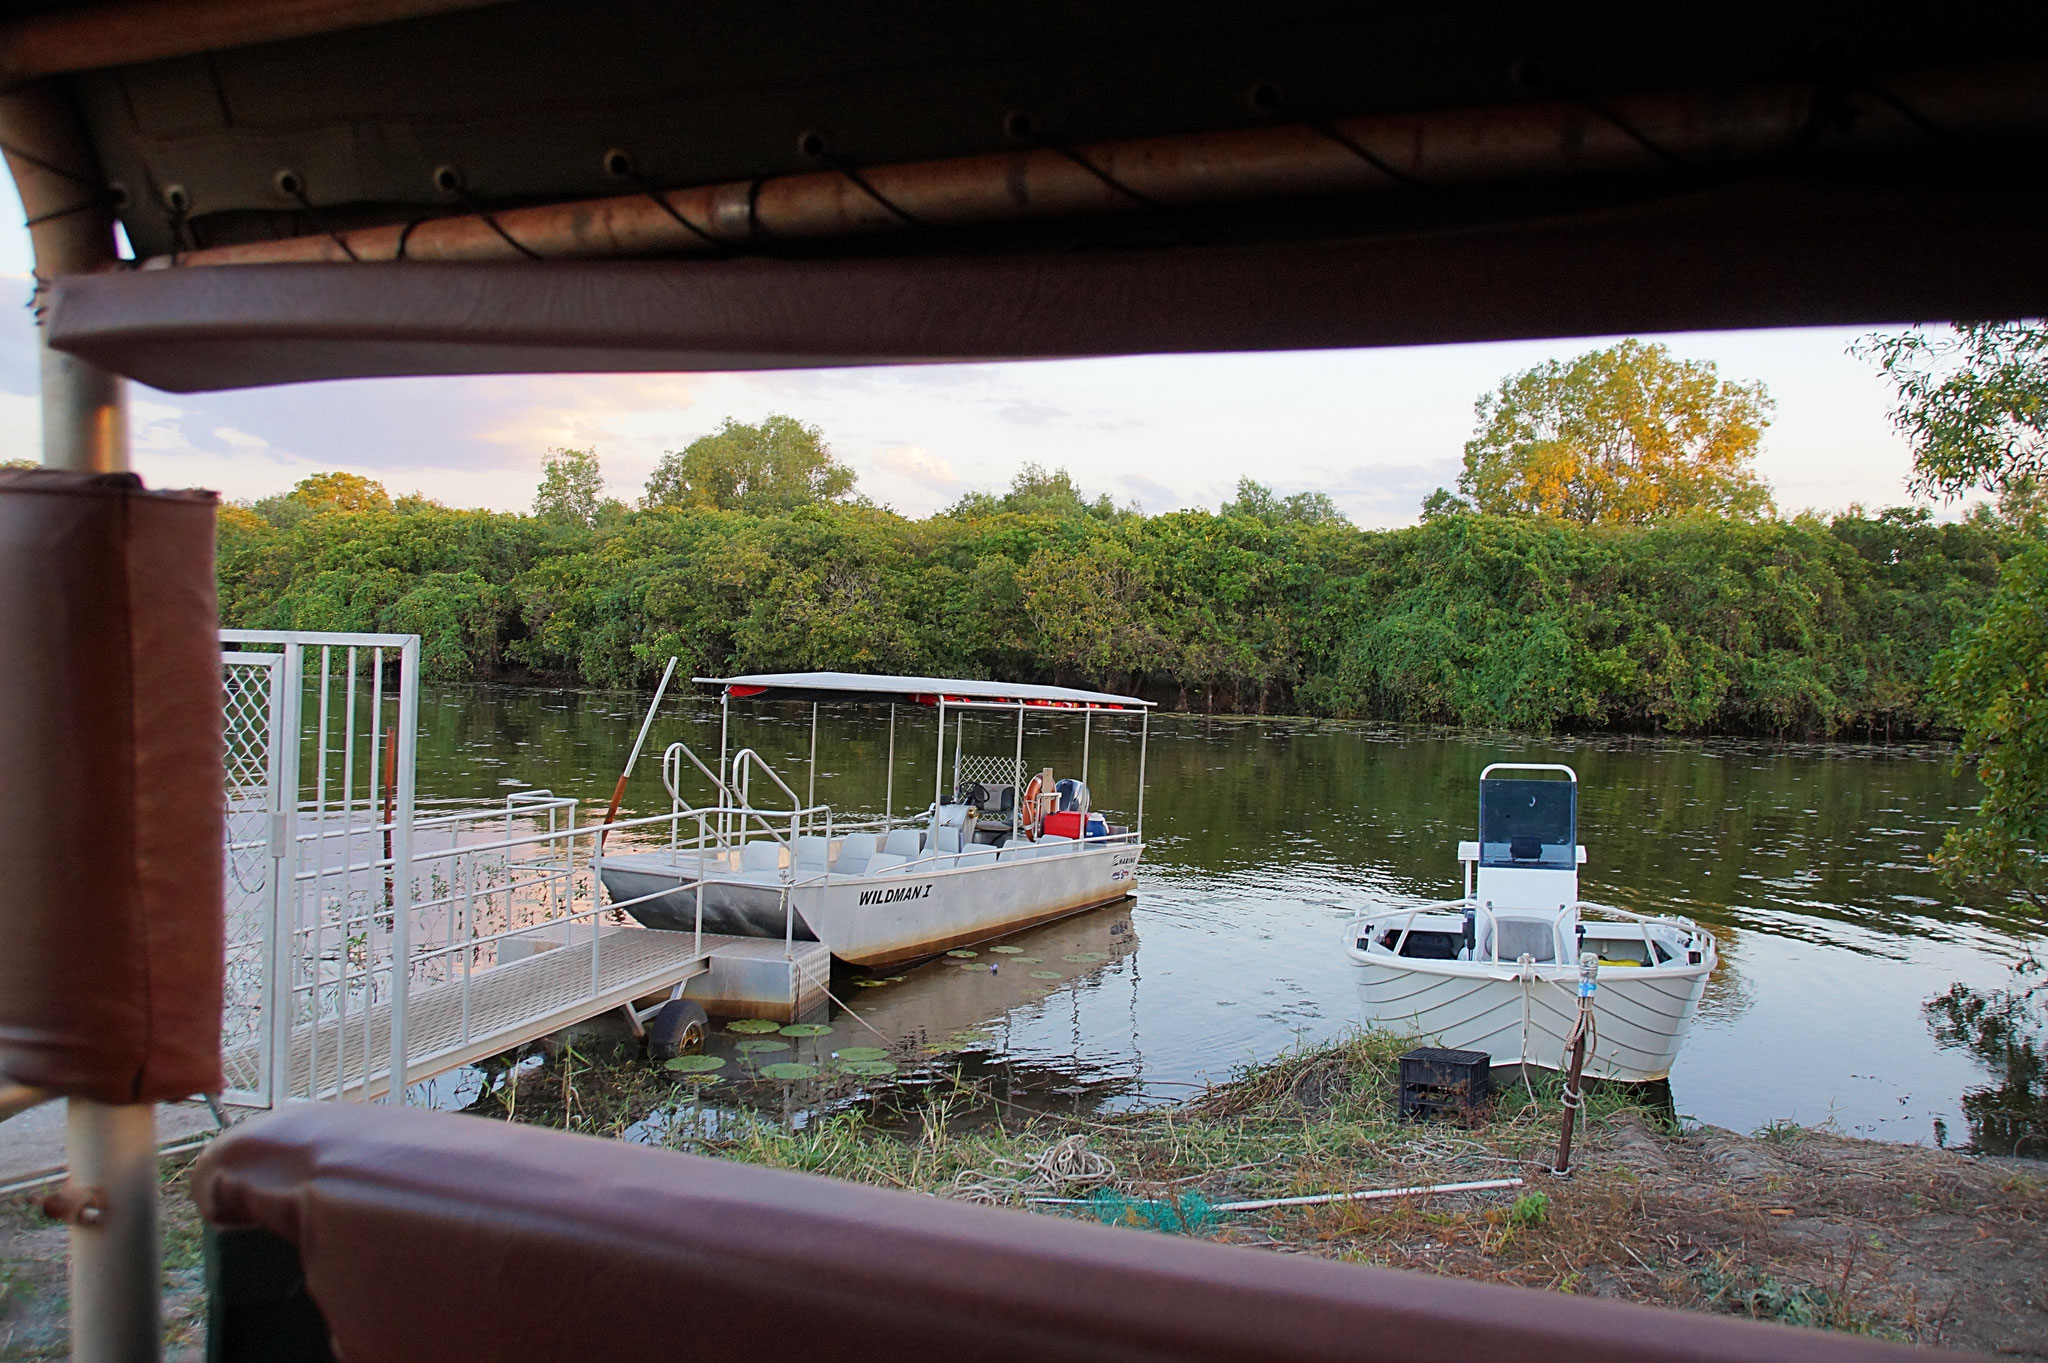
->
[646,998,709,1062]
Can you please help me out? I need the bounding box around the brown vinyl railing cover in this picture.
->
[193,1103,1962,1363]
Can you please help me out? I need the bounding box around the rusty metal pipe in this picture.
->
[0,81,127,470]
[149,61,2048,271]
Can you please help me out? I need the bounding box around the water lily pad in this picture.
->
[959,962,989,971]
[945,949,978,958]
[853,979,889,988]
[779,1023,833,1037]
[836,1046,890,1062]
[989,945,1025,954]
[1010,956,1041,963]
[1064,951,1110,963]
[1029,970,1062,980]
[664,1054,725,1073]
[759,1062,819,1081]
[839,1059,898,1077]
[727,1018,781,1033]
[950,1030,993,1043]
[735,1038,789,1054]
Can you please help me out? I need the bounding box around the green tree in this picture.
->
[1857,322,2048,527]
[1930,545,2048,911]
[251,471,393,527]
[947,464,1121,520]
[1459,339,1775,525]
[642,415,855,514]
[534,447,606,527]
[1221,478,1346,527]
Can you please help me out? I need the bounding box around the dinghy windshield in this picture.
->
[1478,773,1577,868]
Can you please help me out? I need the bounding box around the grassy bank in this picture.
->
[5,1032,2044,1359]
[493,1028,2048,1355]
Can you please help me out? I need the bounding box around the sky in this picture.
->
[0,182,1947,528]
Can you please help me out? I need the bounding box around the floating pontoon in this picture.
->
[1345,764,1716,1083]
[597,672,1151,967]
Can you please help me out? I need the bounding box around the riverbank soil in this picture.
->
[492,1031,2048,1357]
[3,1033,2042,1357]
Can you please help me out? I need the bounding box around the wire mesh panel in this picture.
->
[955,754,1023,795]
[221,651,284,1105]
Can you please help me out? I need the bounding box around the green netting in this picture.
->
[1083,1189,1219,1235]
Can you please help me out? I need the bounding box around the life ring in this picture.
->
[1020,774,1044,832]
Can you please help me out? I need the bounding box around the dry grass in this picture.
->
[499,1027,2048,1356]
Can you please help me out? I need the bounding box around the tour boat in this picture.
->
[1344,764,1716,1083]
[597,672,1150,967]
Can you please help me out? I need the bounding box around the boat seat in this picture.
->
[933,826,964,855]
[1484,916,1558,963]
[865,852,909,875]
[1038,834,1075,852]
[833,832,879,869]
[740,841,784,874]
[882,829,924,858]
[793,836,830,870]
[998,842,1038,861]
[954,848,998,868]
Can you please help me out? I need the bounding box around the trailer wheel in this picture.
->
[647,999,709,1062]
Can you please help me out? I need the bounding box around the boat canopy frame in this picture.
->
[694,671,1154,847]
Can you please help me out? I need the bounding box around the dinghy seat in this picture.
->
[883,828,925,859]
[793,836,830,873]
[866,852,909,874]
[740,841,785,875]
[1482,915,1559,963]
[833,832,879,874]
[933,826,965,855]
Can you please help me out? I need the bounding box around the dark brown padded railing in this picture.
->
[194,1104,1963,1363]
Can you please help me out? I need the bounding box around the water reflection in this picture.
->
[408,684,2043,1148]
[1925,966,2048,1156]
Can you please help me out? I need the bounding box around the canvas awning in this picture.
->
[698,671,1151,709]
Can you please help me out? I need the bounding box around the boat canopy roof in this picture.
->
[695,671,1152,710]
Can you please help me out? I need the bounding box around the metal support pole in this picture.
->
[1082,708,1092,788]
[387,639,420,1104]
[66,1099,159,1363]
[885,704,895,822]
[719,692,730,848]
[1013,703,1025,839]
[3,83,157,1363]
[807,701,818,813]
[1136,709,1149,842]
[932,700,945,825]
[953,711,964,797]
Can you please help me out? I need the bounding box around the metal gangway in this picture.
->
[219,631,827,1109]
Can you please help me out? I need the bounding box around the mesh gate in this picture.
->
[221,651,286,1105]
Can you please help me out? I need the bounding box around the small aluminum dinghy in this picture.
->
[1345,764,1716,1083]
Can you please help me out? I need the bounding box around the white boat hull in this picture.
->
[1345,915,1713,1083]
[601,840,1143,967]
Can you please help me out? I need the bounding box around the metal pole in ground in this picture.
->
[885,703,895,822]
[64,1100,158,1363]
[3,79,159,1363]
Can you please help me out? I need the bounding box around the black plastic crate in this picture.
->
[1398,1046,1492,1121]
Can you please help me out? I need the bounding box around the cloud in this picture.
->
[870,443,960,486]
[1118,472,1180,512]
[212,426,270,450]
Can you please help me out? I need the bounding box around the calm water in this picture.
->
[415,684,2043,1150]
